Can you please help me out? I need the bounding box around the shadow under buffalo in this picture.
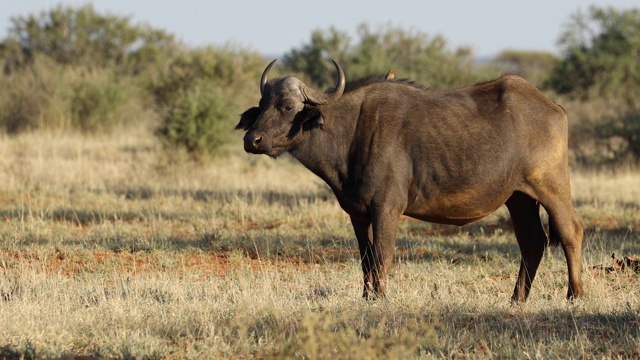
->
[113,187,334,207]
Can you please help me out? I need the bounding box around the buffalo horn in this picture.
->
[260,59,277,97]
[301,60,346,105]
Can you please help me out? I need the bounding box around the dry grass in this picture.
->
[0,131,639,359]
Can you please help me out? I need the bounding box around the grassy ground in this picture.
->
[0,131,639,359]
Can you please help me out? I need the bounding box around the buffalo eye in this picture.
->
[280,101,295,113]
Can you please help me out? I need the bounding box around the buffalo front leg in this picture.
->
[506,192,548,303]
[369,206,401,298]
[350,207,400,299]
[350,216,375,299]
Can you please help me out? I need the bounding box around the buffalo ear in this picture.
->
[236,107,261,130]
[300,107,325,131]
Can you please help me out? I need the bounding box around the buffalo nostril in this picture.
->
[243,131,269,153]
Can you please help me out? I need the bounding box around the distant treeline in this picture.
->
[0,4,638,166]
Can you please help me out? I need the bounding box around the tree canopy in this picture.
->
[0,4,179,74]
[283,23,483,90]
[546,6,640,106]
[546,6,640,164]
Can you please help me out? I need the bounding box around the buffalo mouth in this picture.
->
[243,142,288,158]
[243,145,269,155]
[268,148,287,158]
[265,146,287,159]
[249,146,288,159]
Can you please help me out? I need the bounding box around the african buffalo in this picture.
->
[236,59,584,302]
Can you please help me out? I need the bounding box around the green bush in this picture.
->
[156,83,236,158]
[150,47,264,159]
[597,108,640,164]
[0,56,151,134]
[70,74,136,133]
[0,56,70,133]
[145,47,263,107]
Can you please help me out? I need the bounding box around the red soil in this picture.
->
[0,248,352,277]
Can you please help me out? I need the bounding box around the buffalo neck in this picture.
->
[288,100,360,197]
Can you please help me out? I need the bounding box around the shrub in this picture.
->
[0,56,70,133]
[0,56,152,134]
[156,82,236,158]
[70,73,144,133]
[150,47,264,159]
[597,108,640,165]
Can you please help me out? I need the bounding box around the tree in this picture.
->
[547,6,640,165]
[546,6,640,105]
[0,4,179,74]
[283,23,481,90]
[283,27,351,89]
[351,23,478,88]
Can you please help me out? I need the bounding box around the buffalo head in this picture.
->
[236,59,346,157]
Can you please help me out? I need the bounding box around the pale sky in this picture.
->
[1,0,638,58]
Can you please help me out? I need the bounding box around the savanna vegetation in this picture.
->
[0,4,639,359]
[1,4,639,165]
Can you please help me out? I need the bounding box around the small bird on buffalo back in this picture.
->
[385,69,396,80]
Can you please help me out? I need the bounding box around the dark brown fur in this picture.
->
[237,62,584,302]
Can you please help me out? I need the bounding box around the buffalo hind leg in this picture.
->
[543,199,584,300]
[350,216,375,299]
[506,192,548,303]
[531,167,585,300]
